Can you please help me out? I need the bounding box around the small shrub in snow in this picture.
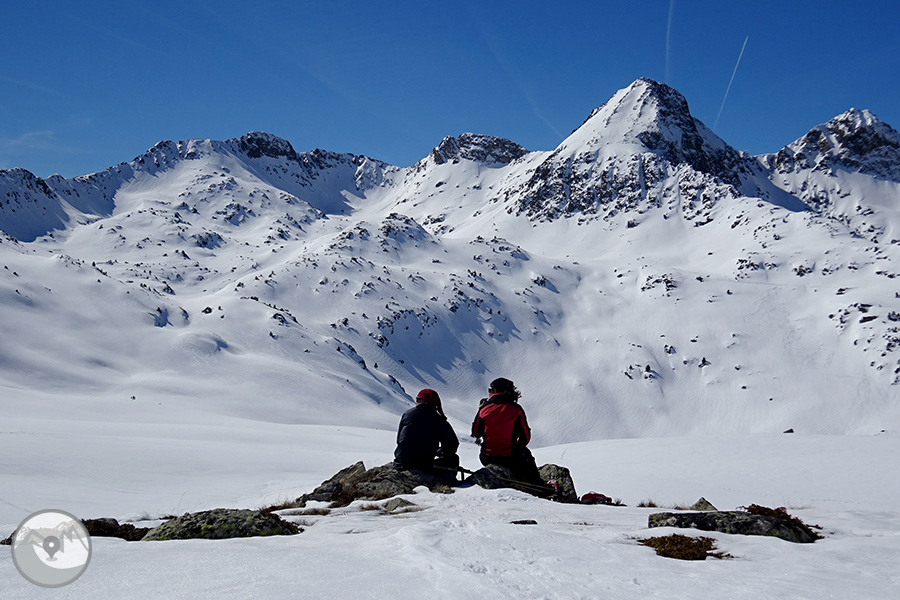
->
[639,534,733,560]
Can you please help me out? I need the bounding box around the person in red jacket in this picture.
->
[471,377,543,484]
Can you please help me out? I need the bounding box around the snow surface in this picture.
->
[2,427,899,598]
[2,79,900,597]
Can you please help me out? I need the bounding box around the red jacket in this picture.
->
[471,393,531,457]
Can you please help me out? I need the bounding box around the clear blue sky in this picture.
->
[3,1,899,177]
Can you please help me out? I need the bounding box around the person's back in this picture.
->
[393,389,459,473]
[473,395,530,458]
[471,377,542,484]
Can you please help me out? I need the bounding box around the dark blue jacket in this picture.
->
[393,403,459,472]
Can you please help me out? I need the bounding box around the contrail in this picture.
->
[464,2,564,139]
[665,0,675,83]
[714,35,749,132]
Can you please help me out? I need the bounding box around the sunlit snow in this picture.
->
[2,80,899,598]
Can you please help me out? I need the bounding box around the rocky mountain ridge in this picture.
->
[4,79,899,239]
[2,78,899,440]
[768,108,900,181]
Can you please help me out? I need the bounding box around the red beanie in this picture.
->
[416,389,444,415]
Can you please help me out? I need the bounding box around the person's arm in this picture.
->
[471,410,485,439]
[441,420,460,455]
[512,407,531,447]
[397,412,408,443]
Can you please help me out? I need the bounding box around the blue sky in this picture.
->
[3,1,899,177]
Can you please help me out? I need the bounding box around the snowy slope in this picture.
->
[3,77,900,598]
[2,78,899,442]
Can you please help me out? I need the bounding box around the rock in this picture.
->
[430,133,528,166]
[300,461,579,507]
[354,464,439,501]
[538,464,579,504]
[382,498,416,512]
[465,464,517,490]
[464,463,579,503]
[83,518,151,542]
[648,510,819,543]
[296,462,449,508]
[298,461,370,505]
[142,509,299,541]
[689,497,717,511]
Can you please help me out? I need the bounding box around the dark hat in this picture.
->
[489,378,515,394]
[488,378,520,402]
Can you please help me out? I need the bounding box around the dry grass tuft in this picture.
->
[639,534,734,561]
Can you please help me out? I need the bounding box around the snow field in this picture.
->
[3,428,899,599]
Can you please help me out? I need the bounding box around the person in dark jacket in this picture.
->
[393,389,460,477]
[471,377,543,484]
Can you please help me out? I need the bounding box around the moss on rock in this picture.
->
[142,509,299,541]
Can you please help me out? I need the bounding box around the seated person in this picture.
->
[393,389,460,479]
[471,377,543,484]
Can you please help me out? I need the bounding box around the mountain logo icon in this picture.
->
[11,510,92,588]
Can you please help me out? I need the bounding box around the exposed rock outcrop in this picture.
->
[538,464,579,504]
[770,108,900,181]
[296,462,452,507]
[463,463,579,503]
[430,133,528,166]
[142,509,299,541]
[648,508,820,543]
[510,78,752,223]
[83,518,151,542]
[689,497,717,511]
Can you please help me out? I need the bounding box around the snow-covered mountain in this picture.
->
[2,78,899,445]
[508,77,753,222]
[5,77,900,598]
[762,107,900,243]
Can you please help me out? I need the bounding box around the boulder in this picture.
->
[648,510,819,543]
[465,464,517,490]
[464,463,579,503]
[296,462,449,508]
[142,509,299,541]
[298,461,369,505]
[83,518,151,541]
[689,497,717,511]
[299,461,580,507]
[538,464,579,504]
[355,464,445,501]
[382,498,416,512]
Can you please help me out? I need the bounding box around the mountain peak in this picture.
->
[232,132,300,161]
[578,78,692,135]
[429,133,528,166]
[509,78,753,222]
[559,78,745,184]
[618,76,689,113]
[774,108,900,179]
[822,108,900,157]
